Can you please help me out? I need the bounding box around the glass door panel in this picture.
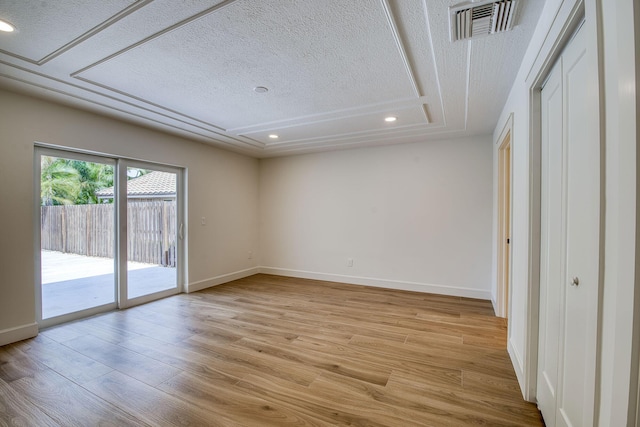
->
[125,166,178,300]
[37,149,183,325]
[39,151,116,320]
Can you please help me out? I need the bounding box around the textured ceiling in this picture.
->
[0,0,545,157]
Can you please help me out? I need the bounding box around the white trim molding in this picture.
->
[187,267,261,293]
[0,322,38,346]
[259,267,492,300]
[508,336,526,399]
[188,266,491,301]
[495,112,513,319]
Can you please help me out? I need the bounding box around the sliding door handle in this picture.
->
[179,223,184,240]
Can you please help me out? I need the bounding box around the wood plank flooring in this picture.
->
[0,274,544,426]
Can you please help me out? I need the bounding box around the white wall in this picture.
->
[491,0,572,392]
[260,137,493,299]
[492,0,588,395]
[493,0,640,423]
[0,89,260,345]
[491,45,532,397]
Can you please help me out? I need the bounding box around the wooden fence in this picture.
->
[41,201,177,267]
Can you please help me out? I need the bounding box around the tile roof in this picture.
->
[96,171,176,198]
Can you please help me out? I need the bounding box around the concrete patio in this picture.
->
[41,250,176,319]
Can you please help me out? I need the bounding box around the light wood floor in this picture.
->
[0,274,543,426]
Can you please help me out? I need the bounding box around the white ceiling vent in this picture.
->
[449,0,518,42]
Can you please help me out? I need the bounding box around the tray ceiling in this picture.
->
[0,0,545,157]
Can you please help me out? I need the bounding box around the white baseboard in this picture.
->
[508,336,527,399]
[0,322,38,346]
[187,267,260,293]
[186,266,491,300]
[491,297,499,315]
[259,267,491,300]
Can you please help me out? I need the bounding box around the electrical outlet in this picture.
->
[248,251,253,259]
[347,258,354,267]
[201,217,206,226]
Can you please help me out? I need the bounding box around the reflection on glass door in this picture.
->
[125,166,178,300]
[39,151,116,320]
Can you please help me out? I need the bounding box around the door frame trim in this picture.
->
[496,113,513,319]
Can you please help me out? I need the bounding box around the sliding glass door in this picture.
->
[121,162,181,303]
[38,149,117,323]
[37,148,183,326]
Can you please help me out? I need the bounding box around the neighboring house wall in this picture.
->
[0,89,260,345]
[259,136,493,299]
[492,0,639,423]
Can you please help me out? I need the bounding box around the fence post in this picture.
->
[61,206,67,253]
[86,204,91,257]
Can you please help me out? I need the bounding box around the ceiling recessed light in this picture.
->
[384,116,397,122]
[268,134,279,139]
[254,86,269,93]
[0,20,15,33]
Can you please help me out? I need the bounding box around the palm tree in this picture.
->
[70,160,114,204]
[40,156,81,206]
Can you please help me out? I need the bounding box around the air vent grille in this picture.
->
[450,0,517,42]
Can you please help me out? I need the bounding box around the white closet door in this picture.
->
[537,55,565,427]
[557,24,597,427]
[538,24,598,427]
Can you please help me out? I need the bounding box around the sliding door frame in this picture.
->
[118,159,185,309]
[34,144,185,326]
